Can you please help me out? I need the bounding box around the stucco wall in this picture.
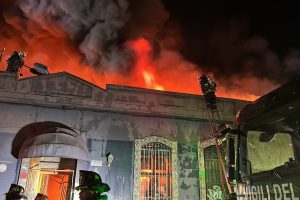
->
[0,102,207,198]
[178,143,200,200]
[88,139,134,200]
[0,72,247,199]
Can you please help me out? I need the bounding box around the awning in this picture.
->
[12,121,90,161]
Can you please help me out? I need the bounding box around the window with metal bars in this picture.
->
[140,142,172,200]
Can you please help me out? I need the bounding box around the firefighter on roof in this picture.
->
[6,51,26,74]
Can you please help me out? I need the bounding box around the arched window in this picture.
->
[133,136,178,200]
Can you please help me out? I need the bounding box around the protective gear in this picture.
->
[4,184,27,200]
[199,75,217,94]
[6,51,25,73]
[75,170,110,200]
[199,75,217,111]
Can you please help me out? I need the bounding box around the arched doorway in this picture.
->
[133,136,178,200]
[11,121,89,200]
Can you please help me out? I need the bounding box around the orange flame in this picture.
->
[126,38,164,90]
[142,71,164,90]
[0,33,276,101]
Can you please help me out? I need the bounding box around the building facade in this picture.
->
[0,72,246,199]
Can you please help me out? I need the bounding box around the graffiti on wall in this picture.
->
[178,143,200,200]
[207,185,222,200]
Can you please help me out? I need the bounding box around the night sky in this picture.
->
[0,0,299,98]
[161,0,300,81]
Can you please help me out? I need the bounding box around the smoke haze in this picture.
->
[0,0,299,100]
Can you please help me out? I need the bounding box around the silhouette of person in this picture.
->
[4,184,27,200]
[6,51,26,74]
[199,75,217,111]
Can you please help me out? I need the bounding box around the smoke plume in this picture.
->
[1,0,298,100]
[165,1,300,86]
[5,0,133,72]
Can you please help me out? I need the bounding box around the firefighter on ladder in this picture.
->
[198,74,235,200]
[199,74,217,111]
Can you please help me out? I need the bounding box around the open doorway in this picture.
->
[18,157,76,200]
[38,169,73,200]
[11,121,90,199]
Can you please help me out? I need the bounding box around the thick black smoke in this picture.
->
[1,0,299,89]
[4,0,134,72]
[2,0,171,73]
[161,0,300,84]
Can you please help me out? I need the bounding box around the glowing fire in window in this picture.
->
[140,142,172,199]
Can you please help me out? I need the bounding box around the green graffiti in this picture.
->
[199,170,206,177]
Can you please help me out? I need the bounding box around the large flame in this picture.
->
[0,35,275,101]
[127,38,164,90]
[0,0,279,102]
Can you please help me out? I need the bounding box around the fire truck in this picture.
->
[229,77,300,199]
[200,76,300,199]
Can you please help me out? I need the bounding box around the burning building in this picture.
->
[0,70,247,200]
[0,1,268,199]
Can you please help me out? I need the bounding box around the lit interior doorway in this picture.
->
[11,121,89,199]
[18,157,76,200]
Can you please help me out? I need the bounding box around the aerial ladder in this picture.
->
[197,75,233,200]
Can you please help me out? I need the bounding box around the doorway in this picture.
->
[18,157,76,200]
[38,169,74,200]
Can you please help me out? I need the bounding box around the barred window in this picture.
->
[140,142,172,199]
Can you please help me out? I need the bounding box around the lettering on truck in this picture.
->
[243,183,299,200]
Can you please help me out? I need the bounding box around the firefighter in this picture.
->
[4,184,27,200]
[75,170,110,200]
[6,51,26,74]
[199,75,217,111]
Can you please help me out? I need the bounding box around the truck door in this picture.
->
[244,130,300,199]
